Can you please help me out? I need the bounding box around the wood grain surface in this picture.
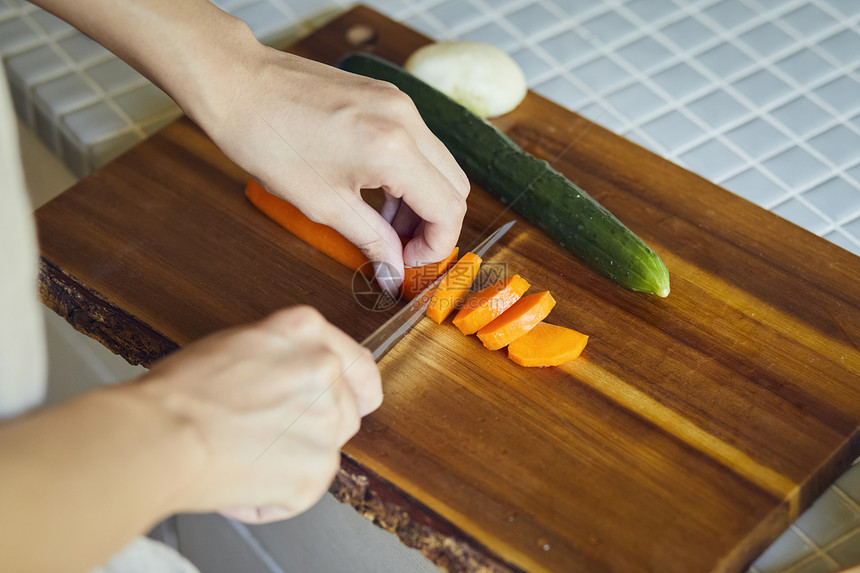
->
[35,6,860,573]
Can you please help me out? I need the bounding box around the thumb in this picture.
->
[401,221,445,268]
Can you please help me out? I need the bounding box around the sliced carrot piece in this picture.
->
[508,322,588,367]
[245,178,371,275]
[426,252,482,324]
[401,247,459,301]
[477,291,556,351]
[452,275,530,335]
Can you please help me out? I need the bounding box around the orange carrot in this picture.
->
[476,291,556,351]
[507,322,588,367]
[401,247,459,301]
[245,178,371,275]
[426,252,482,324]
[452,274,530,335]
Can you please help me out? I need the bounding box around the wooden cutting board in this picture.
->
[35,6,860,573]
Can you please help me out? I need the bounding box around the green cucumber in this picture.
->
[339,53,670,297]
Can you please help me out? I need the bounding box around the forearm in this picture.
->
[0,384,204,573]
[31,0,256,126]
[32,0,470,282]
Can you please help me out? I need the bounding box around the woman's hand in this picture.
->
[136,306,382,523]
[0,307,381,572]
[34,0,470,292]
[199,46,471,293]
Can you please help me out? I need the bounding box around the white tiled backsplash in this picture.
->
[3,0,860,258]
[4,1,860,572]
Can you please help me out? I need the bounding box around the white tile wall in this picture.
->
[9,0,860,571]
[752,460,860,573]
[2,0,860,259]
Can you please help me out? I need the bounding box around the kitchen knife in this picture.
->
[362,220,516,362]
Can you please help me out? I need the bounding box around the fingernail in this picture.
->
[373,262,401,296]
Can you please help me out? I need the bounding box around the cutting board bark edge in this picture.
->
[334,452,522,573]
[38,258,179,367]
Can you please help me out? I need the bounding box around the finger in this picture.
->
[315,192,405,294]
[331,372,362,444]
[380,195,401,224]
[324,338,382,419]
[315,321,382,418]
[408,124,471,200]
[260,308,383,417]
[297,351,361,444]
[403,231,444,271]
[391,201,420,242]
[383,155,466,267]
[257,305,328,342]
[382,85,470,199]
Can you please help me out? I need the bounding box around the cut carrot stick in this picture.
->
[452,274,530,335]
[401,247,459,301]
[477,291,556,351]
[245,178,371,275]
[508,322,588,367]
[426,252,482,324]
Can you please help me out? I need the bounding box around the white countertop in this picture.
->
[3,0,860,571]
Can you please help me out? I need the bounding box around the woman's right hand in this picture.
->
[134,306,382,523]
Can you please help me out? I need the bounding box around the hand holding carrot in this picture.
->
[204,49,471,293]
[38,0,469,293]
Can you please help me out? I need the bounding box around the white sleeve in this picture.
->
[0,64,47,419]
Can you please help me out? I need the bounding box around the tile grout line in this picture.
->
[784,524,842,573]
[5,0,860,250]
[435,0,860,250]
[832,483,860,513]
[17,8,150,170]
[631,3,860,245]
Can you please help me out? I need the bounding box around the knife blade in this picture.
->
[362,220,516,362]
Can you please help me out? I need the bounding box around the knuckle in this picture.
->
[358,346,375,366]
[370,82,416,115]
[448,194,467,219]
[369,384,384,412]
[354,237,388,262]
[354,230,400,265]
[303,394,341,435]
[289,305,327,332]
[360,352,384,401]
[342,101,416,158]
[456,172,471,197]
[305,347,344,383]
[365,122,412,156]
[340,409,361,441]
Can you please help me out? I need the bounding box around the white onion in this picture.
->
[404,41,527,118]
